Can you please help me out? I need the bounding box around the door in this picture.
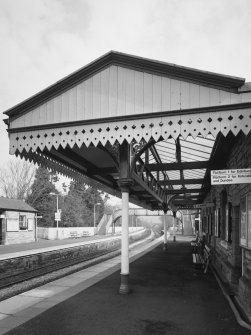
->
[0,218,2,243]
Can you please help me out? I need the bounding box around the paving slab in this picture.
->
[0,236,162,334]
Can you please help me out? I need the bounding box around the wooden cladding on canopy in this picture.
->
[9,65,247,130]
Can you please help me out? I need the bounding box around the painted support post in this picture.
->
[35,215,38,242]
[199,213,202,235]
[117,141,133,294]
[173,211,176,242]
[180,212,184,235]
[117,179,133,294]
[120,188,130,293]
[163,210,168,251]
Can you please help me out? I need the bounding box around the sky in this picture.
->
[1,0,251,169]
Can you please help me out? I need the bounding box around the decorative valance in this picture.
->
[9,106,251,155]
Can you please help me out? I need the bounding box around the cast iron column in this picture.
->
[117,141,133,294]
[117,179,132,294]
[173,211,176,242]
[163,209,168,251]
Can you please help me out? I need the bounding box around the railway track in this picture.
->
[0,246,121,291]
[0,229,154,301]
[0,247,123,302]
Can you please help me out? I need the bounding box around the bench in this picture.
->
[191,237,202,253]
[202,245,211,274]
[82,231,90,237]
[192,252,204,267]
[191,238,211,273]
[70,231,78,239]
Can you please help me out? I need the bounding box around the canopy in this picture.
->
[3,51,251,211]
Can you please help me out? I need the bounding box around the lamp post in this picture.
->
[50,192,59,239]
[94,202,101,235]
[179,210,184,235]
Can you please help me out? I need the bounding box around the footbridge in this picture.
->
[96,208,182,235]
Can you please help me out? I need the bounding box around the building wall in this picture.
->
[3,211,36,245]
[201,132,251,320]
[37,226,144,240]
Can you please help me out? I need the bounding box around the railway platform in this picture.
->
[0,235,117,260]
[0,236,251,335]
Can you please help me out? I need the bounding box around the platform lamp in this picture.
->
[50,192,59,239]
[94,202,101,235]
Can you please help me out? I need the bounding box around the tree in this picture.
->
[0,158,36,199]
[61,192,83,227]
[61,181,104,227]
[26,167,59,227]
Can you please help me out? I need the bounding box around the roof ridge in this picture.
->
[3,51,246,118]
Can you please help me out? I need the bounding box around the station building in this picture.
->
[201,132,251,318]
[2,51,251,320]
[0,197,37,245]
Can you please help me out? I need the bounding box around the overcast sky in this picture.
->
[1,0,251,167]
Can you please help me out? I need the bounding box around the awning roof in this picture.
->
[149,135,214,199]
[3,51,251,211]
[3,51,245,119]
[140,133,234,209]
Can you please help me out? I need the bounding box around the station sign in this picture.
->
[55,212,61,221]
[194,203,214,208]
[211,169,251,185]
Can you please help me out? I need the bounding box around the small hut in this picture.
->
[0,197,37,245]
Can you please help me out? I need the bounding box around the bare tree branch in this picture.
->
[0,158,36,199]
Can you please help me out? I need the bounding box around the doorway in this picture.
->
[0,218,2,244]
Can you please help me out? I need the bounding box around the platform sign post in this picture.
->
[211,169,251,185]
[50,193,61,239]
[55,211,61,239]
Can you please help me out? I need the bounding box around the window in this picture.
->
[225,202,232,243]
[240,193,251,249]
[214,208,221,237]
[202,215,207,233]
[19,215,27,230]
[248,193,251,249]
[208,213,213,235]
[215,209,219,236]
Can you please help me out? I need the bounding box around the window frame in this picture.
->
[225,202,232,243]
[240,192,251,250]
[19,214,27,231]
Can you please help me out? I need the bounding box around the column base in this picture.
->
[163,243,168,251]
[119,274,130,294]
